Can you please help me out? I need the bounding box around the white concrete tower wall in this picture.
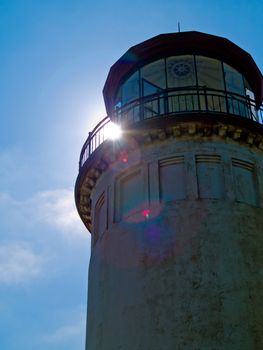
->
[75,32,263,350]
[86,122,263,350]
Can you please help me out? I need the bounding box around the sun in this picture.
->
[105,121,122,140]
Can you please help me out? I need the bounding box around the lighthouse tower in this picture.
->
[75,32,263,350]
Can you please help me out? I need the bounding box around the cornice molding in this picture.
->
[75,118,263,232]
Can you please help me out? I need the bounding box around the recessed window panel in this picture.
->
[232,159,257,206]
[141,59,166,96]
[118,170,143,220]
[167,55,196,88]
[122,71,140,105]
[94,192,107,245]
[196,155,224,199]
[159,157,186,202]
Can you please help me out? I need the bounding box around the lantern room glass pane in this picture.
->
[244,79,257,120]
[223,63,245,95]
[122,71,140,105]
[120,101,140,126]
[166,55,196,88]
[143,93,166,119]
[141,59,166,96]
[168,89,199,113]
[196,56,224,90]
[244,78,253,95]
[114,89,122,109]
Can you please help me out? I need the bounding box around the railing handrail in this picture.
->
[81,115,109,150]
[79,87,263,170]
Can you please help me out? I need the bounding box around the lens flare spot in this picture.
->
[119,151,129,163]
[142,209,150,219]
[105,122,122,140]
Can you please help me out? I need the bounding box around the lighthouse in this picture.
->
[75,31,263,350]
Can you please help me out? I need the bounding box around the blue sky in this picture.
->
[0,1,262,349]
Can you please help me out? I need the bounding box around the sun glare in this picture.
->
[105,121,122,140]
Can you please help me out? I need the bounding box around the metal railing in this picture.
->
[79,87,263,169]
[79,116,110,168]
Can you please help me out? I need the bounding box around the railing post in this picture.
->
[140,99,144,120]
[225,92,229,114]
[204,86,208,111]
[88,132,92,156]
[196,85,201,111]
[247,96,253,121]
[164,92,169,114]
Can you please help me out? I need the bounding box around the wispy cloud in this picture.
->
[32,189,87,239]
[42,306,86,344]
[43,320,85,343]
[0,189,87,240]
[0,243,43,285]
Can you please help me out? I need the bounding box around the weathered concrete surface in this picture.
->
[86,136,263,350]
